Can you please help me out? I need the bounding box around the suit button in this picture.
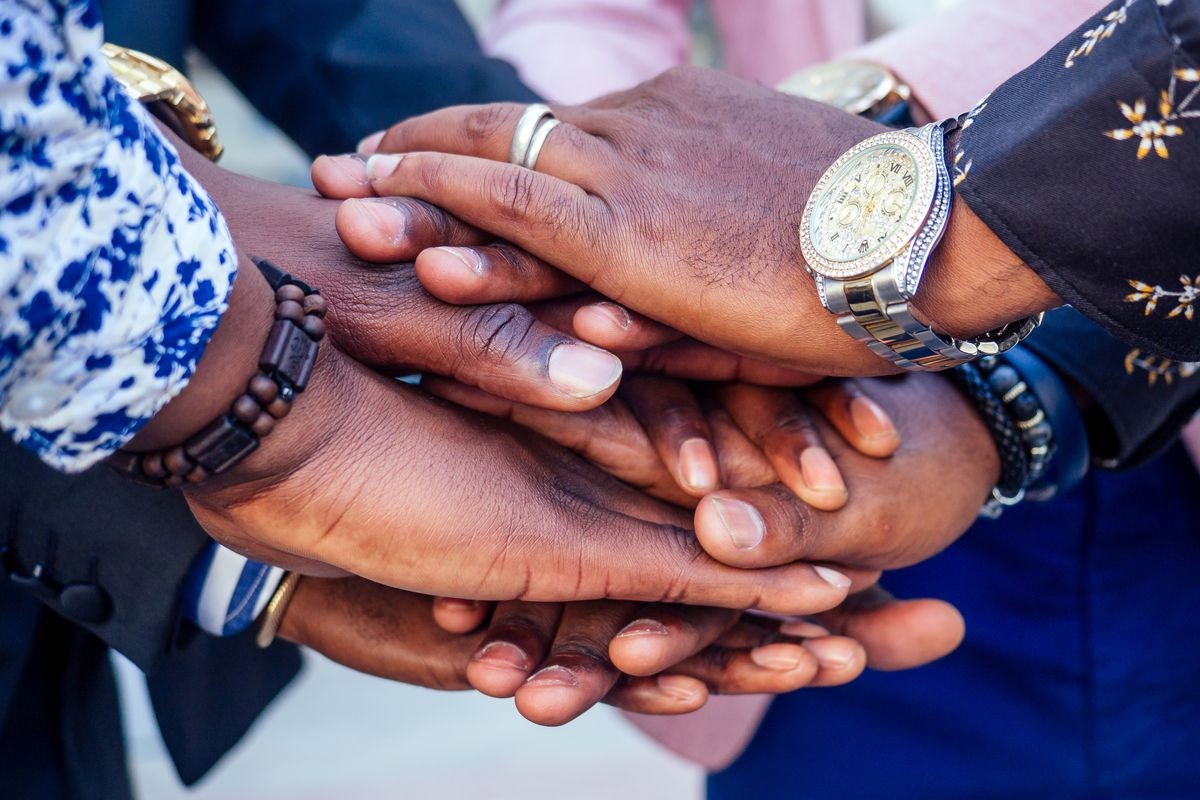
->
[10,562,59,602]
[60,583,112,624]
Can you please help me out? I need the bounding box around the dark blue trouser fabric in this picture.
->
[710,445,1200,800]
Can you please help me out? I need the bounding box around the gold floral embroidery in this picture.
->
[1065,0,1176,68]
[1124,349,1199,385]
[1102,50,1198,160]
[1065,2,1131,68]
[1125,275,1198,318]
[1104,95,1184,159]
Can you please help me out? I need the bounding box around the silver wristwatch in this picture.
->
[798,119,1042,371]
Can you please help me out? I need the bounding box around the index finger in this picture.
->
[363,152,606,276]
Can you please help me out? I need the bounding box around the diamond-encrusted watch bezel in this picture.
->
[799,130,937,281]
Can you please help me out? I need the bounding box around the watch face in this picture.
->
[776,61,896,116]
[800,131,936,280]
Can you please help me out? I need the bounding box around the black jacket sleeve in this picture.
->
[1024,308,1200,469]
[953,0,1200,362]
[193,0,539,156]
[1,437,211,673]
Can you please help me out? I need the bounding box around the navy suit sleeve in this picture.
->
[1024,309,1200,470]
[0,437,209,673]
[193,0,539,156]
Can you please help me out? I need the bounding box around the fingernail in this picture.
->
[325,154,368,186]
[750,643,805,671]
[473,641,531,670]
[656,674,701,701]
[679,438,719,493]
[850,396,897,441]
[591,302,632,330]
[547,344,622,398]
[357,130,385,154]
[615,619,671,639]
[351,198,408,245]
[802,638,855,670]
[799,447,846,494]
[525,665,578,687]
[779,619,831,638]
[432,246,484,275]
[708,496,766,550]
[366,153,403,181]
[813,565,852,590]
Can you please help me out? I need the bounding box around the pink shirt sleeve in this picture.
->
[483,0,693,104]
[850,0,1111,118]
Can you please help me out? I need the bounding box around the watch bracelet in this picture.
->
[102,43,223,162]
[816,118,1043,372]
[107,259,326,488]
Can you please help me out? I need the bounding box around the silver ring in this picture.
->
[508,103,555,166]
[522,118,560,170]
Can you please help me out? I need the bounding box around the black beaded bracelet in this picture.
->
[976,356,1056,487]
[948,353,1061,517]
[108,258,325,488]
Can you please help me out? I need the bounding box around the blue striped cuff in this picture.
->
[181,543,284,637]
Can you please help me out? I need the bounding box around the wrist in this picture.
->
[127,255,274,450]
[910,195,1061,340]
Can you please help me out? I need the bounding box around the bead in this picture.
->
[986,365,1021,396]
[163,446,194,475]
[275,284,305,303]
[233,394,261,424]
[248,374,278,404]
[1010,392,1040,420]
[976,357,999,375]
[1022,420,1053,447]
[184,415,259,473]
[302,294,327,318]
[142,452,168,479]
[265,397,292,419]
[250,412,276,437]
[275,300,305,323]
[301,315,327,341]
[260,320,317,389]
[164,474,186,488]
[185,464,211,483]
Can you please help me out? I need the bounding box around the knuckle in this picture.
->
[490,167,539,222]
[406,198,455,242]
[413,154,449,193]
[657,403,703,432]
[490,612,551,641]
[463,103,519,148]
[550,638,612,667]
[770,410,819,441]
[459,303,540,367]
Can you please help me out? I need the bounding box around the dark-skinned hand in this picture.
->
[313,67,1056,376]
[133,141,864,615]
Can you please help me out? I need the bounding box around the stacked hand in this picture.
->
[130,66,1032,723]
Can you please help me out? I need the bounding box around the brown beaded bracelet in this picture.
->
[108,258,326,488]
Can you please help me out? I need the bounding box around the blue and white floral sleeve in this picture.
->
[0,0,237,472]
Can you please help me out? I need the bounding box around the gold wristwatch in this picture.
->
[102,43,223,162]
[777,60,916,125]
